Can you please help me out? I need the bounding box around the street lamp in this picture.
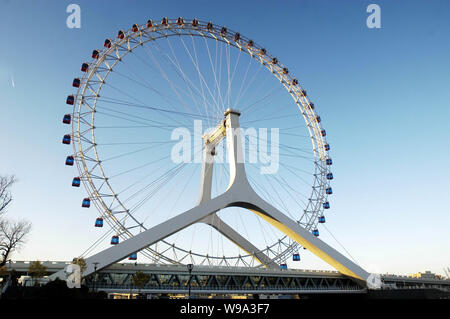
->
[187,264,193,299]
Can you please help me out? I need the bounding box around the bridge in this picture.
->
[6,261,450,296]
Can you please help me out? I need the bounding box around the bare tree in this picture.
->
[0,175,32,267]
[0,219,32,267]
[0,175,16,216]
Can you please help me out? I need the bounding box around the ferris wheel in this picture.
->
[61,17,334,269]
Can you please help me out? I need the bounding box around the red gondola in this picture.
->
[91,50,99,59]
[81,63,89,72]
[66,95,75,105]
[104,38,112,48]
[72,78,81,88]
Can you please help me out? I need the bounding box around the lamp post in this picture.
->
[187,264,193,299]
[93,262,99,294]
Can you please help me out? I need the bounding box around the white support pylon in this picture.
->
[51,108,372,286]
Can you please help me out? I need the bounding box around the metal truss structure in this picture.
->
[66,18,334,267]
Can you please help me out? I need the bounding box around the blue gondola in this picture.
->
[111,235,119,245]
[66,95,74,105]
[65,156,74,166]
[312,229,319,237]
[129,253,137,260]
[301,89,307,96]
[82,198,91,208]
[324,144,330,151]
[323,201,330,209]
[72,177,81,187]
[326,187,333,195]
[63,114,71,124]
[321,129,326,137]
[315,116,321,123]
[309,102,315,110]
[326,173,333,180]
[81,63,89,72]
[318,216,326,223]
[293,253,301,261]
[62,134,71,145]
[95,217,103,227]
[326,158,333,165]
[280,264,288,270]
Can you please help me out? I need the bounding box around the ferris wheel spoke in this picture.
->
[96,106,183,130]
[139,42,200,117]
[163,37,209,124]
[179,36,222,117]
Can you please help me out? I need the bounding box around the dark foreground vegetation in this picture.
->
[1,278,107,299]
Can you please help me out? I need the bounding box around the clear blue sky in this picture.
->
[0,0,449,275]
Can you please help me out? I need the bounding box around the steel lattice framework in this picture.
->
[67,18,333,269]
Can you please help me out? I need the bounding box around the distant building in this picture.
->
[409,271,439,279]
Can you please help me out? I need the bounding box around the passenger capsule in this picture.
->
[91,50,99,59]
[65,156,75,166]
[177,17,184,25]
[282,67,289,74]
[63,114,71,124]
[129,253,137,260]
[81,63,89,72]
[62,134,71,145]
[82,198,91,208]
[326,158,333,165]
[318,216,326,223]
[259,48,266,55]
[326,187,333,195]
[312,229,319,237]
[292,78,298,85]
[104,38,112,48]
[95,217,104,228]
[280,264,288,270]
[315,116,321,123]
[220,27,227,35]
[326,173,334,180]
[206,21,213,30]
[324,144,330,151]
[146,19,153,28]
[72,177,81,187]
[111,235,119,245]
[161,17,168,26]
[292,253,301,261]
[247,40,254,47]
[117,30,125,39]
[301,89,307,96]
[131,24,139,32]
[323,201,330,209]
[72,78,81,88]
[234,32,240,41]
[271,57,278,64]
[309,102,315,110]
[321,129,326,137]
[66,95,75,105]
[192,18,199,27]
